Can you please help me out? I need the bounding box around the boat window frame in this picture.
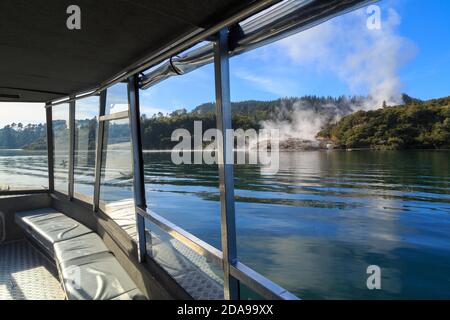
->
[90,82,146,254]
[30,0,380,300]
[134,29,299,300]
[0,103,50,195]
[93,84,135,212]
[49,102,72,197]
[4,0,379,300]
[42,30,299,302]
[72,95,101,204]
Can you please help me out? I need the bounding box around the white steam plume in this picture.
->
[260,6,416,142]
[260,100,347,142]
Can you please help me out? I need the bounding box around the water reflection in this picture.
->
[1,149,449,298]
[142,150,450,299]
[0,150,48,190]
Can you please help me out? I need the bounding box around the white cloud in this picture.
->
[276,7,417,109]
[234,69,295,97]
[0,102,46,127]
[253,6,419,142]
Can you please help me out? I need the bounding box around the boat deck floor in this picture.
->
[0,240,65,300]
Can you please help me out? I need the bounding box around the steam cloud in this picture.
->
[260,6,416,142]
[260,100,347,142]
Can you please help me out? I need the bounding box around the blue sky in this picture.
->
[139,0,450,115]
[1,0,449,125]
[396,0,450,98]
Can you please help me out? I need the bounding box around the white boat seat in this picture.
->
[54,232,110,264]
[15,208,92,254]
[60,252,146,300]
[15,208,146,300]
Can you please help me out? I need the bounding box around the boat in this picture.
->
[0,0,375,300]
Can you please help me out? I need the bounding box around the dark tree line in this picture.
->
[2,95,449,151]
[0,122,46,149]
[139,96,360,149]
[318,96,450,149]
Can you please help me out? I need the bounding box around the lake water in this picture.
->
[1,149,450,299]
[0,149,48,190]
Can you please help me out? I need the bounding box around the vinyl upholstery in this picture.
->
[15,208,146,300]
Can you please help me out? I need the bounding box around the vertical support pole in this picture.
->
[68,99,75,199]
[214,28,239,300]
[128,74,147,263]
[46,104,54,192]
[93,90,107,211]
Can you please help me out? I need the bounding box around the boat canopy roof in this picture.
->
[0,0,261,102]
[0,0,374,104]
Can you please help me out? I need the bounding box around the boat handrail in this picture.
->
[137,206,299,300]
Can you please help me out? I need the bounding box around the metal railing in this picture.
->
[42,25,301,302]
[38,0,377,301]
[137,207,299,300]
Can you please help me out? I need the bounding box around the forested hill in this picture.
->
[190,95,358,117]
[317,96,450,150]
[0,95,361,150]
[0,123,46,149]
[141,95,361,149]
[1,94,449,150]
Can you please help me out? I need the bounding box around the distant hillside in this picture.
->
[2,94,448,151]
[141,95,362,149]
[191,96,358,118]
[0,123,46,149]
[0,96,363,151]
[317,96,450,150]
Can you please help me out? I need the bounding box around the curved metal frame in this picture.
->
[37,0,379,300]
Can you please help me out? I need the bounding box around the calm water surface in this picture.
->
[0,149,48,189]
[1,149,449,299]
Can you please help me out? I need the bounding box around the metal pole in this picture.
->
[45,104,54,192]
[128,74,148,262]
[93,90,106,211]
[68,99,75,199]
[214,27,239,300]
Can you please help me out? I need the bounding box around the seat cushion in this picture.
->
[15,208,92,254]
[54,232,110,264]
[15,208,146,300]
[15,208,64,229]
[61,252,140,300]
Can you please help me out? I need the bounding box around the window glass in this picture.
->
[105,83,129,115]
[0,103,48,190]
[146,221,224,299]
[140,63,220,245]
[99,117,135,237]
[52,104,70,194]
[228,0,450,299]
[74,96,99,201]
[140,62,224,293]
